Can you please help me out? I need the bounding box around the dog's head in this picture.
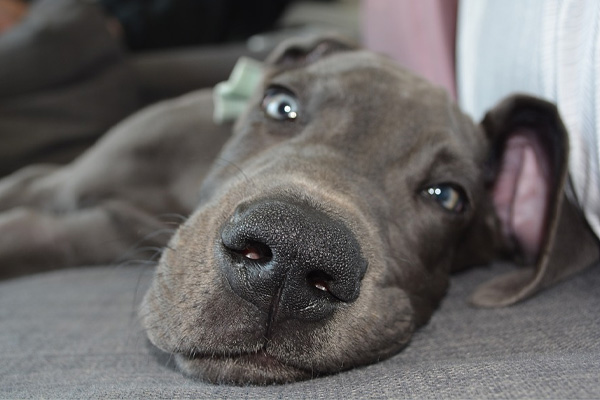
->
[141,37,598,384]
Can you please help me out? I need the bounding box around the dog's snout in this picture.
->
[220,199,367,322]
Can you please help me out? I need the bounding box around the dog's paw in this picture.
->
[0,164,60,211]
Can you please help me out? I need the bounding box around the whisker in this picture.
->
[214,157,251,183]
[157,213,189,224]
[213,157,262,199]
[119,259,159,268]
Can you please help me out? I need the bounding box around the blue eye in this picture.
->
[262,88,299,121]
[423,184,467,213]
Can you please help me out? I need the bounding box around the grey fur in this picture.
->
[0,37,597,385]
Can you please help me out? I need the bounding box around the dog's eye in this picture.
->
[423,184,467,213]
[262,88,299,121]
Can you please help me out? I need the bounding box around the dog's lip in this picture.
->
[182,347,316,375]
[175,348,318,384]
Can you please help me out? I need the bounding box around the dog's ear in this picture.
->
[471,95,599,307]
[265,35,358,68]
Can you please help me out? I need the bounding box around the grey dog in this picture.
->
[0,37,598,384]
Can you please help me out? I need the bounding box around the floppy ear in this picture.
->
[265,34,358,68]
[471,95,599,307]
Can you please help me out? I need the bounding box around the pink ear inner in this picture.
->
[492,129,551,262]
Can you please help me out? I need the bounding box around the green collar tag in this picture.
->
[213,57,264,124]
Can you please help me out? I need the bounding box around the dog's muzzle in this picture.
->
[219,198,368,322]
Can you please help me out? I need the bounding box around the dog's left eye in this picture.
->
[262,88,299,121]
[422,184,467,213]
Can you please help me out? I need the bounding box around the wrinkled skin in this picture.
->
[141,44,495,385]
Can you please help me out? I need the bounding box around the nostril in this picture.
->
[220,199,367,320]
[226,240,273,263]
[306,270,334,294]
[240,241,273,262]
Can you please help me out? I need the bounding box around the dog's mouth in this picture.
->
[175,347,317,385]
[142,187,419,385]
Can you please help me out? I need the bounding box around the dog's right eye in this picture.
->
[422,184,468,213]
[262,87,299,121]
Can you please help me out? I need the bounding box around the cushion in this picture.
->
[1,261,598,398]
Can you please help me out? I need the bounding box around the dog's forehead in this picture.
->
[303,50,443,97]
[247,49,489,191]
[270,50,468,127]
[268,50,484,156]
[304,50,397,75]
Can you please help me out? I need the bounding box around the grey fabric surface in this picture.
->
[1,261,598,399]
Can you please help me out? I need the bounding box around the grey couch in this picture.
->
[1,0,599,398]
[2,261,598,398]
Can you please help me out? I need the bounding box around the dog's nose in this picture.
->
[220,199,367,322]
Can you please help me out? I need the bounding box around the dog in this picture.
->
[0,36,598,385]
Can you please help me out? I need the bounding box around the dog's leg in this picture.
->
[0,89,233,278]
[0,164,61,211]
[0,200,169,279]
